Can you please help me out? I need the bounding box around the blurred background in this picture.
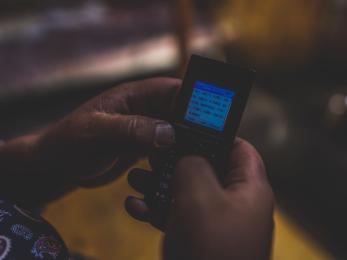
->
[0,0,347,259]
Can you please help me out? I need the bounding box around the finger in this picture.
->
[125,196,150,222]
[79,155,138,188]
[173,156,221,201]
[127,168,153,194]
[90,113,176,150]
[125,195,167,231]
[118,77,181,118]
[225,138,267,189]
[99,77,181,118]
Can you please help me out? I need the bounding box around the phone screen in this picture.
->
[184,81,235,132]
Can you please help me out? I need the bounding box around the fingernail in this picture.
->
[154,122,175,148]
[133,198,147,208]
[127,196,147,208]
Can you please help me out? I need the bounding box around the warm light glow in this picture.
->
[328,94,346,115]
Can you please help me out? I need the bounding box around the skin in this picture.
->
[0,78,180,207]
[0,77,274,259]
[127,138,274,260]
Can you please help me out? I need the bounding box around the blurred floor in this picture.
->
[273,211,333,260]
[43,160,333,260]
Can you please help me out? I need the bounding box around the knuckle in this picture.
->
[127,116,139,138]
[125,115,152,144]
[238,138,268,179]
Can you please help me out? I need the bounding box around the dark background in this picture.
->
[0,0,346,258]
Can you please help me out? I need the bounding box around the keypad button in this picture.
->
[162,172,172,180]
[164,163,174,170]
[160,182,169,189]
[210,153,217,159]
[168,150,176,156]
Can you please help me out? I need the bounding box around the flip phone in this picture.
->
[146,55,255,222]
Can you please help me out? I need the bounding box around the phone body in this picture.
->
[146,55,255,222]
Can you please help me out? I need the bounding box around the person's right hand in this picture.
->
[126,138,274,260]
[0,78,180,208]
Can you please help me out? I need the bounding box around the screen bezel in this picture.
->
[173,55,255,143]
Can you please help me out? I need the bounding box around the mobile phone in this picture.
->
[146,55,255,223]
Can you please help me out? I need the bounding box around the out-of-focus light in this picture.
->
[218,20,236,42]
[269,122,288,146]
[328,94,346,115]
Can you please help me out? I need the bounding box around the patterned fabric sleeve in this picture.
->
[0,199,70,259]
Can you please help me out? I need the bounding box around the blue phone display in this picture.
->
[184,81,235,131]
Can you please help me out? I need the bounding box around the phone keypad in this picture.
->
[152,149,177,205]
[147,127,228,219]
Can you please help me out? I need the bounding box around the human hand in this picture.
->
[38,78,180,186]
[0,78,180,207]
[126,138,274,260]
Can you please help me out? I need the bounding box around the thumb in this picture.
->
[173,156,221,203]
[93,113,175,149]
[225,138,268,189]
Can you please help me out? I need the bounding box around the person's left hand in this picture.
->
[0,78,180,207]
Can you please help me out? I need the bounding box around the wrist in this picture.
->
[0,133,75,208]
[0,134,43,206]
